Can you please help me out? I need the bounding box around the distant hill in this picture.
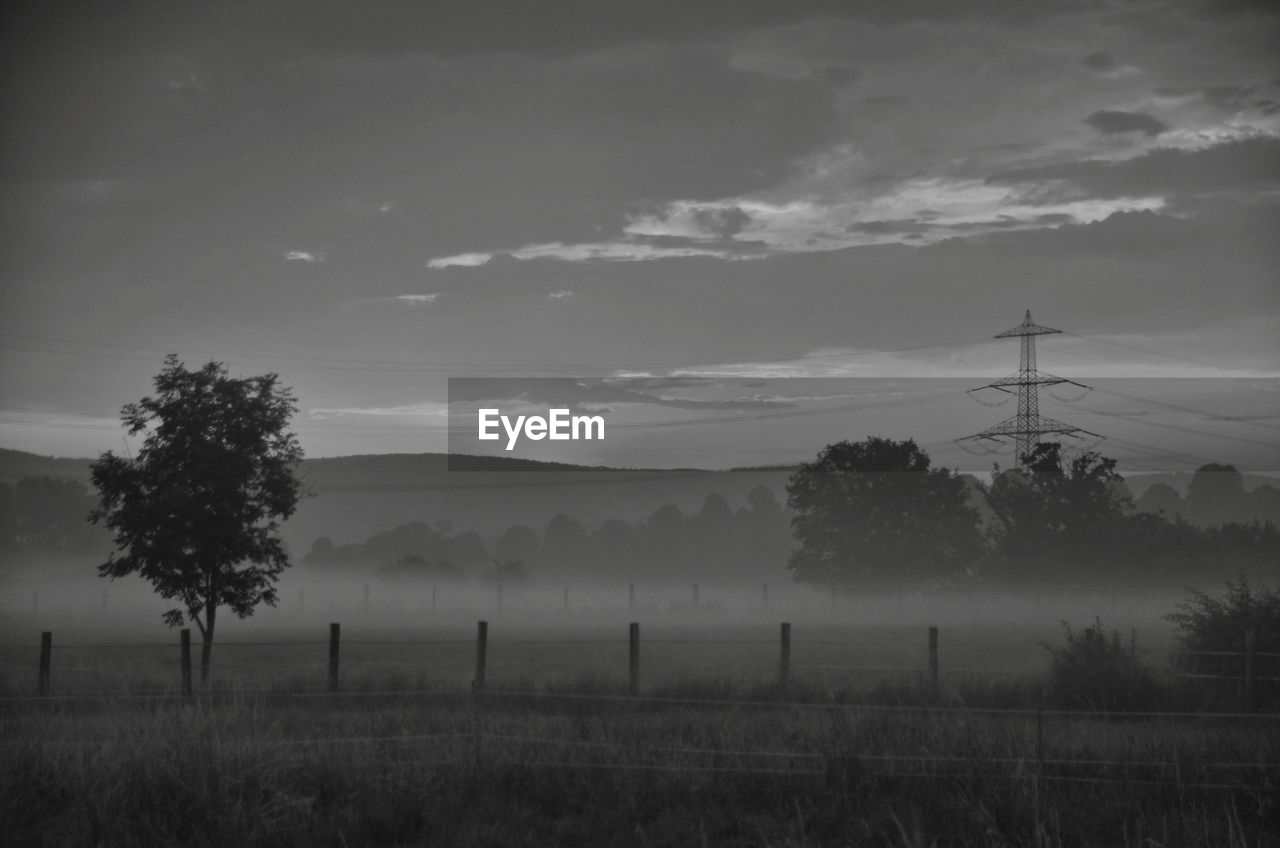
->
[0,448,94,482]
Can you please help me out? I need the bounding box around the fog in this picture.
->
[1,556,1196,644]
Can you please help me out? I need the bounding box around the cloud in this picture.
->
[547,290,574,299]
[427,176,1166,266]
[427,240,764,267]
[285,250,324,262]
[1084,110,1169,136]
[395,294,438,305]
[427,253,490,269]
[989,135,1280,199]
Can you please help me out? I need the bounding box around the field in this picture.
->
[2,583,1277,846]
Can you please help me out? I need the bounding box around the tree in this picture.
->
[985,442,1131,573]
[1166,577,1280,706]
[1185,463,1246,526]
[3,477,107,553]
[90,356,303,682]
[785,437,982,584]
[542,513,587,573]
[1136,482,1183,518]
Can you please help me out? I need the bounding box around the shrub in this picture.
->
[1166,576,1280,707]
[1043,619,1160,711]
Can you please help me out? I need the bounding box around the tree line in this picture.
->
[301,485,794,583]
[298,438,1277,586]
[787,437,1278,585]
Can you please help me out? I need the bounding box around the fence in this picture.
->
[8,621,1276,712]
[14,580,1203,623]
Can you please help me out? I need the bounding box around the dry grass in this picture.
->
[2,671,1277,847]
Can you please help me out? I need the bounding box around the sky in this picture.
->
[1,0,1277,471]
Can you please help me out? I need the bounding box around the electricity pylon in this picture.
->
[958,310,1098,466]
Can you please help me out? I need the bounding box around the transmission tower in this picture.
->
[957,310,1098,466]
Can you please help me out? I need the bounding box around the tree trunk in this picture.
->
[201,602,216,684]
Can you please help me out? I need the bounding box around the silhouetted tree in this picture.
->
[1251,484,1280,526]
[487,558,530,585]
[90,356,303,682]
[542,513,587,574]
[986,442,1131,574]
[590,518,641,575]
[444,530,490,572]
[1136,482,1183,518]
[1,477,106,553]
[494,524,540,566]
[1186,463,1246,526]
[786,437,982,584]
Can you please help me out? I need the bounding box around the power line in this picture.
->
[1061,331,1278,376]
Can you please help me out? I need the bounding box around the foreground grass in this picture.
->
[3,675,1277,848]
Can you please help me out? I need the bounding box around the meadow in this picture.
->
[2,583,1276,847]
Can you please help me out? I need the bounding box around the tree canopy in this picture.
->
[985,442,1132,573]
[90,356,303,679]
[785,437,982,584]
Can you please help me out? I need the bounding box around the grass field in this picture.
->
[2,599,1277,847]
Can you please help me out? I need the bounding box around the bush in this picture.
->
[1166,576,1280,707]
[1043,619,1160,711]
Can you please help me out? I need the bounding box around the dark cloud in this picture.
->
[1203,83,1256,109]
[988,136,1280,199]
[1083,51,1116,71]
[691,206,753,239]
[1084,110,1169,136]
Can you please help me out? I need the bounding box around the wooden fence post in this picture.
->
[629,622,640,696]
[38,631,51,696]
[473,620,488,691]
[1243,626,1257,713]
[328,623,340,692]
[928,626,939,691]
[780,622,791,690]
[180,629,192,696]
